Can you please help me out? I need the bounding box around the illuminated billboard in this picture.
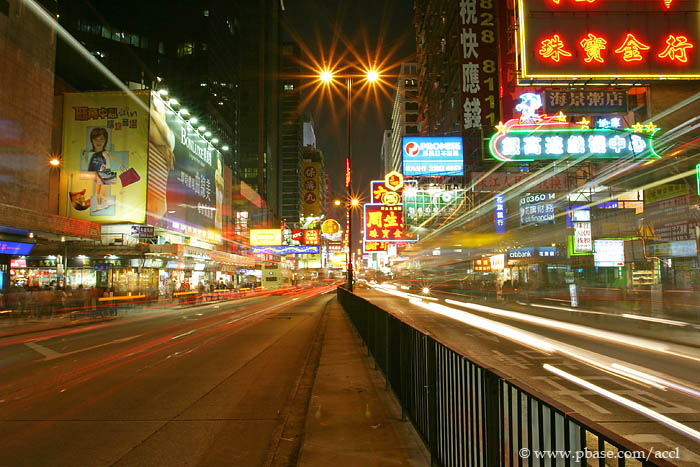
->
[363,204,417,242]
[147,92,223,243]
[489,116,659,162]
[518,0,700,81]
[60,92,149,224]
[250,229,283,246]
[401,136,464,176]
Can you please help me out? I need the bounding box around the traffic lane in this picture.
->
[0,290,308,386]
[358,289,700,465]
[0,287,334,466]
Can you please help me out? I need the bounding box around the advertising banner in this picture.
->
[402,136,464,176]
[494,193,506,234]
[146,93,222,243]
[60,92,149,224]
[404,188,465,225]
[301,161,322,216]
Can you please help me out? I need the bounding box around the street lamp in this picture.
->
[319,68,381,291]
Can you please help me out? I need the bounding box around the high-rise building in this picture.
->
[390,62,419,174]
[380,130,393,175]
[56,0,241,173]
[278,42,303,224]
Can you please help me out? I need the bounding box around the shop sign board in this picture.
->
[593,239,625,267]
[363,204,415,242]
[494,193,506,234]
[507,248,535,259]
[403,188,465,224]
[538,246,558,257]
[0,241,34,255]
[401,136,464,176]
[250,229,283,246]
[146,92,223,243]
[491,254,505,270]
[647,239,697,257]
[520,193,555,225]
[542,90,628,115]
[574,222,593,252]
[471,171,568,192]
[10,259,27,268]
[518,0,700,81]
[644,183,689,204]
[131,225,155,239]
[474,257,492,273]
[459,0,500,130]
[60,92,149,225]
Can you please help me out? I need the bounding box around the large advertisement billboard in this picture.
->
[401,136,464,177]
[518,0,700,81]
[147,93,223,243]
[60,92,150,224]
[301,161,322,216]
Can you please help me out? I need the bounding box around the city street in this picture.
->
[359,283,700,466]
[0,286,336,466]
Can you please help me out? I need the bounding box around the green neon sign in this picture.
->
[489,120,659,162]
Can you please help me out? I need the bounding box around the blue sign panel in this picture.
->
[520,193,555,225]
[494,193,506,234]
[537,247,558,258]
[249,246,319,255]
[401,136,464,176]
[0,241,34,255]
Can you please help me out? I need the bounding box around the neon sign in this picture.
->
[518,0,700,81]
[489,113,659,162]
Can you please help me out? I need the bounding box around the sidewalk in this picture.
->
[298,299,429,466]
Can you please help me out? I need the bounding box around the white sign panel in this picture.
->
[594,239,625,267]
[574,222,592,252]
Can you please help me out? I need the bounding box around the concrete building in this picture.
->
[380,130,393,175]
[390,63,419,174]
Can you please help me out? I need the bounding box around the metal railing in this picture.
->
[337,287,674,467]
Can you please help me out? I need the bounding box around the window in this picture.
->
[102,27,110,39]
[0,0,8,16]
[283,84,294,91]
[405,102,418,111]
[203,9,209,16]
[130,34,140,47]
[158,42,165,54]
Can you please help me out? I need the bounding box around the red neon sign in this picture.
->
[580,33,607,63]
[613,33,651,62]
[658,34,694,62]
[539,34,572,62]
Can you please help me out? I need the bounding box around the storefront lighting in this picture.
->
[28,232,34,239]
[179,108,190,116]
[204,131,212,138]
[49,157,61,167]
[189,117,198,124]
[198,125,206,132]
[158,88,168,96]
[60,236,65,242]
[168,98,179,107]
[211,138,219,144]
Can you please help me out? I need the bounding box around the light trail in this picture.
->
[544,364,700,445]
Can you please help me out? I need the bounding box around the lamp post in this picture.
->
[320,68,379,292]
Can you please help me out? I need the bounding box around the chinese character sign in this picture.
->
[402,136,464,176]
[520,193,556,225]
[459,0,501,129]
[543,90,627,115]
[301,161,322,216]
[363,204,413,242]
[489,119,659,162]
[494,193,506,234]
[519,0,700,80]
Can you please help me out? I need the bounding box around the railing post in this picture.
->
[484,371,501,467]
[427,338,439,466]
[400,322,407,421]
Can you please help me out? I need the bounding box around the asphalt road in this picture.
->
[0,286,336,466]
[357,283,700,466]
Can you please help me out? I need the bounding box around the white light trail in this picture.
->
[544,364,700,444]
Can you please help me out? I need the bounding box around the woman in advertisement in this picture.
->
[83,127,126,212]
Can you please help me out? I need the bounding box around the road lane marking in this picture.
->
[25,342,60,359]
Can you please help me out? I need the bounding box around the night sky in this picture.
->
[283,0,415,214]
